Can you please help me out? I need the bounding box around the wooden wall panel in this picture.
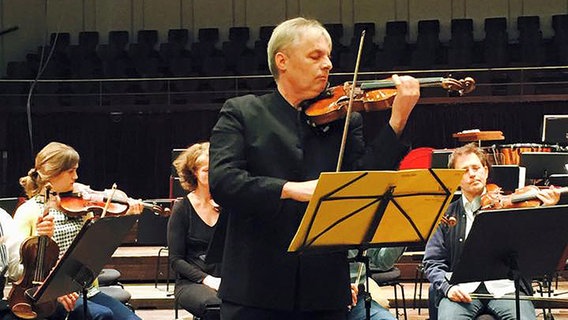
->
[451,0,466,18]
[243,0,286,41]
[357,0,398,44]
[408,0,452,42]
[131,0,144,39]
[299,0,341,24]
[95,0,133,44]
[46,0,84,43]
[1,0,568,76]
[141,0,182,43]
[465,0,509,41]
[518,0,568,38]
[193,0,234,41]
[1,0,46,69]
[180,0,195,40]
[84,0,97,31]
[233,0,247,27]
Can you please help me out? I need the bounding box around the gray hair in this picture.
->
[267,17,331,80]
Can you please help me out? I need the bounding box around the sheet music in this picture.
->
[289,169,464,251]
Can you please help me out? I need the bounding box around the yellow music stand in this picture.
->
[289,169,464,252]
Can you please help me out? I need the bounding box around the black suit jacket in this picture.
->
[209,91,407,311]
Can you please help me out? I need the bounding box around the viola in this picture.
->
[58,184,169,217]
[301,77,476,126]
[480,183,567,210]
[9,185,60,319]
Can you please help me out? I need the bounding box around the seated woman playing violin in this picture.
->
[423,142,561,320]
[13,142,142,320]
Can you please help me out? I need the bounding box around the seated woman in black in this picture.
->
[167,142,221,317]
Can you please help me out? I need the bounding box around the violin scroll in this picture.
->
[441,77,476,96]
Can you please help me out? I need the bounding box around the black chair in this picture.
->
[222,27,253,73]
[191,28,222,74]
[174,296,220,320]
[254,25,275,73]
[340,22,377,71]
[70,31,102,105]
[483,17,509,67]
[99,31,135,103]
[168,28,190,49]
[411,20,442,69]
[551,14,568,65]
[324,23,348,70]
[448,19,474,68]
[370,267,407,320]
[376,21,409,70]
[516,15,545,66]
[97,268,135,312]
[98,268,121,287]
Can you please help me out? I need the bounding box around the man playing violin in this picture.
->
[423,142,561,320]
[209,17,420,319]
[13,142,142,320]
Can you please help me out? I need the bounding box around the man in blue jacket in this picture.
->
[423,143,560,320]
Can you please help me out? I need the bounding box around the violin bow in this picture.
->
[335,29,370,288]
[336,30,365,172]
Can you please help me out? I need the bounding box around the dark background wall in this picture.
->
[1,0,568,198]
[2,99,567,198]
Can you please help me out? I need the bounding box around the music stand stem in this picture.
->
[506,253,522,320]
[82,286,90,320]
[354,187,394,320]
[352,252,372,320]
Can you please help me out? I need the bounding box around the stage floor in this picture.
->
[135,280,568,320]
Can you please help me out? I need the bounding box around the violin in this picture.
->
[480,183,566,210]
[301,77,476,126]
[440,215,457,227]
[9,185,60,319]
[58,184,169,217]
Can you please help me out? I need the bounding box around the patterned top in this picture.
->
[22,196,86,258]
[13,195,99,296]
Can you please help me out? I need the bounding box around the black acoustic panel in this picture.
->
[431,150,452,168]
[520,152,568,180]
[169,176,185,199]
[0,197,20,216]
[137,202,172,246]
[488,165,525,193]
[542,115,568,145]
[171,148,185,177]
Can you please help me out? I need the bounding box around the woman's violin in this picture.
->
[301,77,476,126]
[58,184,169,217]
[480,183,567,210]
[9,185,60,319]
